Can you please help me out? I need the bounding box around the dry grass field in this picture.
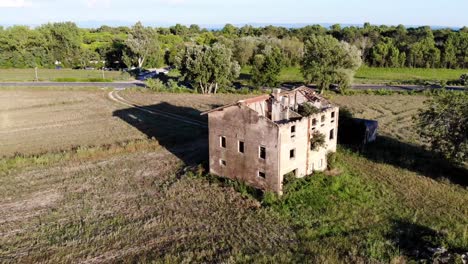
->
[0,88,144,157]
[0,88,248,157]
[1,88,467,263]
[332,94,427,144]
[0,69,125,82]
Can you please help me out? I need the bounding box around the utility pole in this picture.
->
[34,67,38,82]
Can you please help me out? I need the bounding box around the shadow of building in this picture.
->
[113,102,208,166]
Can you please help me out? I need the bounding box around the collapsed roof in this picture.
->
[201,86,335,124]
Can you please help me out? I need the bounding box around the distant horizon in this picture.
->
[0,21,465,30]
[0,0,467,29]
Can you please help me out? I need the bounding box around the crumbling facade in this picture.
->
[201,87,339,194]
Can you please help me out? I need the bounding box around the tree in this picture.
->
[451,32,468,68]
[169,24,188,36]
[408,36,440,68]
[301,35,362,93]
[125,22,159,68]
[233,37,258,66]
[221,24,238,37]
[442,33,457,68]
[415,92,468,163]
[370,38,401,67]
[38,22,82,67]
[77,48,99,69]
[175,44,240,94]
[251,45,283,88]
[278,37,304,66]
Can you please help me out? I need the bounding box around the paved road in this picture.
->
[0,81,465,91]
[0,81,145,89]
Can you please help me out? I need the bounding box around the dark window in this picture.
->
[312,118,317,126]
[331,111,335,118]
[259,146,266,159]
[220,136,226,148]
[220,159,226,166]
[329,129,334,140]
[321,115,325,122]
[290,149,296,159]
[291,125,296,133]
[258,171,266,178]
[238,141,244,153]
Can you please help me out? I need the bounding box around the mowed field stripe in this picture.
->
[0,118,110,134]
[108,91,208,128]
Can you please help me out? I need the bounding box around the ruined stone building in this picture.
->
[201,87,339,194]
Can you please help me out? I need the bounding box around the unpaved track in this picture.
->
[108,90,208,128]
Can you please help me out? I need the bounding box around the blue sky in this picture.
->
[0,0,466,27]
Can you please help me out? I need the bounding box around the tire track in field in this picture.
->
[108,91,207,128]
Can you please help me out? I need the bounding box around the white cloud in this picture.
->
[85,0,111,8]
[0,0,32,7]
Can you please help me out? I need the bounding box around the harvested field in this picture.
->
[332,94,427,144]
[0,88,247,157]
[0,88,145,157]
[1,88,467,262]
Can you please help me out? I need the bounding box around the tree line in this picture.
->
[1,22,467,70]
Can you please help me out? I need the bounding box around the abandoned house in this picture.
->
[201,87,339,194]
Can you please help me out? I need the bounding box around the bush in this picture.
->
[460,73,468,86]
[262,191,279,206]
[146,79,166,92]
[326,151,337,170]
[117,71,132,81]
[310,131,326,151]
[298,103,320,116]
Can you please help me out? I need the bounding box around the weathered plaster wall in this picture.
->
[278,118,309,181]
[208,105,281,192]
[307,106,339,173]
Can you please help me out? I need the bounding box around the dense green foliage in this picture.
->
[460,73,468,86]
[250,45,284,88]
[298,103,320,116]
[1,22,468,71]
[174,44,240,94]
[302,35,362,92]
[310,131,326,150]
[123,22,160,68]
[416,92,468,163]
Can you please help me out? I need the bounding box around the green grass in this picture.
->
[240,66,467,85]
[355,66,467,84]
[54,77,114,82]
[0,69,130,82]
[240,66,304,84]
